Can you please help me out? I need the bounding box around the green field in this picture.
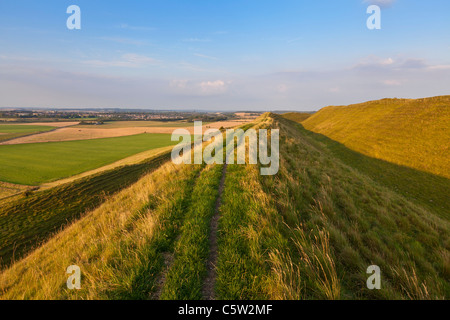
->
[0,133,179,185]
[0,151,171,268]
[0,125,56,142]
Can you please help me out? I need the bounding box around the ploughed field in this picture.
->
[0,120,247,145]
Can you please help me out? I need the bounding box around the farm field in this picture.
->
[40,145,174,190]
[0,112,448,300]
[0,151,172,267]
[0,133,180,185]
[75,120,194,128]
[1,120,247,145]
[0,124,57,142]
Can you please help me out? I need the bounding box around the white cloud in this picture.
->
[169,79,230,96]
[1,54,450,111]
[363,0,396,8]
[199,80,228,94]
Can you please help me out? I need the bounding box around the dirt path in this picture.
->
[202,163,227,300]
[151,252,175,300]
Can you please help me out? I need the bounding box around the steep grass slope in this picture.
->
[302,96,450,179]
[282,112,313,123]
[216,114,448,299]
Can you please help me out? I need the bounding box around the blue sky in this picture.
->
[0,0,449,111]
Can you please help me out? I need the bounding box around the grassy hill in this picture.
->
[301,96,450,179]
[281,112,313,123]
[1,114,448,300]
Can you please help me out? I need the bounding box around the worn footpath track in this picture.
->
[202,163,227,300]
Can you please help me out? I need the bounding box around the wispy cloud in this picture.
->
[119,23,156,31]
[194,53,218,60]
[98,37,148,46]
[2,54,449,110]
[199,80,228,94]
[170,79,230,96]
[287,37,303,44]
[363,0,396,8]
[382,79,402,86]
[83,54,160,68]
[182,38,211,43]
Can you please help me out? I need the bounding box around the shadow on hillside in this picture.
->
[285,119,449,219]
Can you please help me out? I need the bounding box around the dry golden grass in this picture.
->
[302,96,450,178]
[0,161,192,299]
[1,113,447,300]
[282,112,313,123]
[0,182,30,200]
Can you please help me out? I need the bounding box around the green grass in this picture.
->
[215,114,448,299]
[0,133,179,185]
[160,164,223,299]
[0,125,56,142]
[216,163,287,299]
[281,112,313,123]
[0,162,203,299]
[298,125,449,219]
[302,96,450,179]
[263,115,449,299]
[0,113,448,300]
[0,151,171,268]
[104,164,203,300]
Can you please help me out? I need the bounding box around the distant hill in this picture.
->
[301,96,450,179]
[282,112,313,123]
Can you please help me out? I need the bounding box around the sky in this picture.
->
[0,0,449,111]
